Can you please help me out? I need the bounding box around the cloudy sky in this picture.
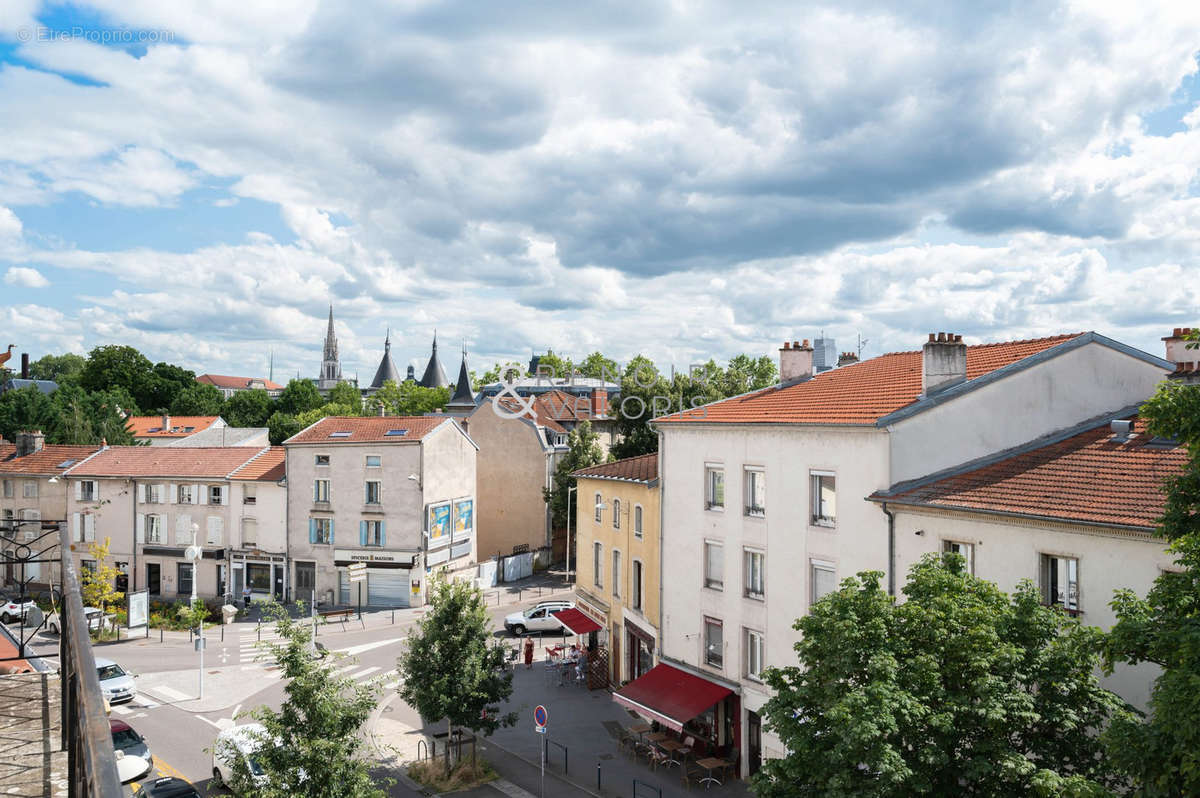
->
[1,1,1198,380]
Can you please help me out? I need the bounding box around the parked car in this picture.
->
[112,718,153,784]
[45,606,112,634]
[211,723,270,793]
[133,777,202,798]
[95,657,137,704]
[0,592,35,624]
[504,599,575,635]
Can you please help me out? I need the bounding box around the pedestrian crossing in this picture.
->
[237,627,403,690]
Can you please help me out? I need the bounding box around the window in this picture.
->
[364,520,383,546]
[177,563,193,596]
[594,493,603,523]
[295,562,316,593]
[811,560,837,604]
[208,485,224,505]
[23,480,37,498]
[78,480,97,501]
[81,559,97,573]
[243,484,256,505]
[612,550,621,598]
[143,484,164,504]
[613,499,621,529]
[315,454,330,466]
[206,516,223,545]
[1040,554,1080,615]
[811,472,836,526]
[314,479,330,503]
[745,628,764,681]
[704,541,724,590]
[366,455,382,467]
[744,549,765,599]
[632,560,644,611]
[145,514,163,544]
[705,467,724,509]
[177,484,195,504]
[1,479,11,498]
[365,481,382,505]
[704,617,723,668]
[593,541,603,588]
[942,540,975,574]
[744,468,765,517]
[634,505,643,537]
[311,518,333,544]
[242,518,257,547]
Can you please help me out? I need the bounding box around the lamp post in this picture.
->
[565,485,576,583]
[185,523,204,699]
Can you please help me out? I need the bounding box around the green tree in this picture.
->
[577,351,619,381]
[78,537,125,634]
[328,381,364,413]
[231,602,385,797]
[397,577,516,774]
[144,362,198,412]
[1104,350,1200,796]
[223,389,273,428]
[611,356,669,459]
[0,385,55,442]
[29,352,85,384]
[533,349,573,380]
[365,380,449,416]
[722,353,778,395]
[756,554,1130,798]
[169,382,225,416]
[267,411,301,446]
[478,361,526,387]
[79,345,155,408]
[276,379,325,416]
[544,419,605,530]
[296,403,359,430]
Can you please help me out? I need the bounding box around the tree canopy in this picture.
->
[223,388,273,428]
[544,419,605,530]
[365,380,449,417]
[169,382,225,416]
[755,554,1131,798]
[29,352,85,384]
[275,379,326,416]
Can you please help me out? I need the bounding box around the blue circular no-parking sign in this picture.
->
[534,705,548,728]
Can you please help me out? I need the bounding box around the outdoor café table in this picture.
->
[696,757,727,788]
[658,739,684,767]
[630,722,651,737]
[646,732,669,743]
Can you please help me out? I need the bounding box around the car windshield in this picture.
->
[247,754,265,776]
[97,664,125,680]
[111,728,142,748]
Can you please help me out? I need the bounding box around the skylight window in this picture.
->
[385,429,409,437]
[329,431,353,438]
[56,459,76,468]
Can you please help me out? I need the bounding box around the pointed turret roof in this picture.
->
[447,347,476,408]
[419,331,449,389]
[369,329,402,389]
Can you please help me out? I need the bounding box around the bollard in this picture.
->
[257,625,261,642]
[597,761,601,792]
[391,610,395,625]
[221,624,224,643]
[160,627,163,643]
[539,586,542,597]
[189,628,193,644]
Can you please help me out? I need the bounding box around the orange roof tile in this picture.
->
[657,334,1083,426]
[876,420,1185,530]
[0,444,100,475]
[127,416,221,438]
[284,416,451,445]
[536,390,594,422]
[197,374,284,391]
[493,397,569,434]
[67,447,267,479]
[229,447,286,481]
[573,452,658,485]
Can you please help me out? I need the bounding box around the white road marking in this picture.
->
[383,680,401,690]
[331,663,358,675]
[197,716,223,730]
[111,705,132,716]
[332,637,405,656]
[232,703,242,719]
[348,666,380,680]
[145,685,192,702]
[137,698,160,708]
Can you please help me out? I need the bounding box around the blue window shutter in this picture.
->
[380,521,386,548]
[329,519,335,544]
[359,520,367,546]
[308,518,316,544]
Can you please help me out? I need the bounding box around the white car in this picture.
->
[504,600,575,635]
[95,657,138,705]
[0,593,35,624]
[212,723,275,794]
[45,606,111,635]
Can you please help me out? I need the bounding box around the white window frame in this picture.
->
[22,480,38,498]
[705,465,725,510]
[810,470,836,527]
[634,504,643,538]
[811,559,837,604]
[1040,553,1080,615]
[744,467,765,517]
[365,480,382,505]
[632,558,644,611]
[745,628,765,681]
[242,517,258,546]
[2,479,11,498]
[365,455,382,468]
[942,539,975,574]
[365,519,383,547]
[314,479,330,503]
[208,485,224,505]
[744,548,765,600]
[612,549,621,598]
[593,541,603,588]
[78,480,97,502]
[704,540,724,591]
[313,518,333,544]
[242,483,257,505]
[594,492,603,524]
[315,454,330,466]
[178,484,195,504]
[145,514,163,544]
[704,616,724,668]
[613,498,621,530]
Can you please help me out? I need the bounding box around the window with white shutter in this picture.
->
[206,516,222,545]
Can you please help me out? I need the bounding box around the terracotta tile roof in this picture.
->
[573,452,659,485]
[66,447,268,479]
[493,397,569,434]
[875,419,1186,530]
[656,333,1083,426]
[229,447,286,481]
[0,444,100,475]
[127,416,221,438]
[536,390,593,422]
[197,374,284,391]
[284,416,451,444]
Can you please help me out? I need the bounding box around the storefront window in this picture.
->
[247,563,271,591]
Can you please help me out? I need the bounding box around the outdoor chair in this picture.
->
[647,743,671,771]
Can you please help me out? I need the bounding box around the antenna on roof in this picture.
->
[269,349,274,383]
[857,333,869,359]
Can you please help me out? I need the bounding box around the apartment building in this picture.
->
[573,452,660,686]
[642,331,1170,779]
[0,432,100,589]
[64,447,282,599]
[127,415,224,446]
[227,448,288,601]
[283,416,476,608]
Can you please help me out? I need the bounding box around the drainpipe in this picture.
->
[882,501,896,597]
[655,425,664,661]
[131,479,138,591]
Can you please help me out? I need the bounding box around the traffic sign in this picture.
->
[348,573,366,583]
[347,562,367,572]
[534,704,548,729]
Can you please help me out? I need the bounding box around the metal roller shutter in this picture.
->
[339,570,350,606]
[367,569,410,608]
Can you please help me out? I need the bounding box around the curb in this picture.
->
[478,735,604,798]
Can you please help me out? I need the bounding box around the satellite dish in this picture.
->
[26,606,43,630]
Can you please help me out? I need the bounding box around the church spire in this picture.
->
[419,330,449,389]
[447,343,476,409]
[319,304,342,390]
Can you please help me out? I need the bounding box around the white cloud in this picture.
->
[4,266,48,288]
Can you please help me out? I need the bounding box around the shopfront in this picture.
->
[624,616,656,683]
[229,549,286,602]
[334,548,418,608]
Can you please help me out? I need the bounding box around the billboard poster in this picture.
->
[428,502,451,543]
[453,498,474,538]
[127,589,149,629]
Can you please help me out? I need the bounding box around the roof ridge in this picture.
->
[226,446,272,479]
[873,331,1084,359]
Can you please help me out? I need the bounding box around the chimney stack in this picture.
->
[161,414,171,431]
[20,353,28,379]
[922,332,967,396]
[837,351,859,367]
[15,430,44,457]
[590,388,609,418]
[1164,328,1200,384]
[779,339,814,384]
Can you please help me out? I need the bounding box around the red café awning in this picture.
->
[612,663,733,733]
[552,608,603,636]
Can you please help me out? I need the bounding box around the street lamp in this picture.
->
[565,486,576,583]
[185,522,204,699]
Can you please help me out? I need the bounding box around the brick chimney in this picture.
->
[922,332,967,396]
[837,351,859,367]
[15,430,44,457]
[590,388,609,418]
[779,339,814,384]
[1164,328,1200,384]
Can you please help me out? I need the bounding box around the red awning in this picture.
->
[612,663,733,733]
[552,608,603,635]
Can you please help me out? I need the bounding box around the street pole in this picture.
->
[188,523,204,700]
[540,733,545,798]
[566,485,576,584]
